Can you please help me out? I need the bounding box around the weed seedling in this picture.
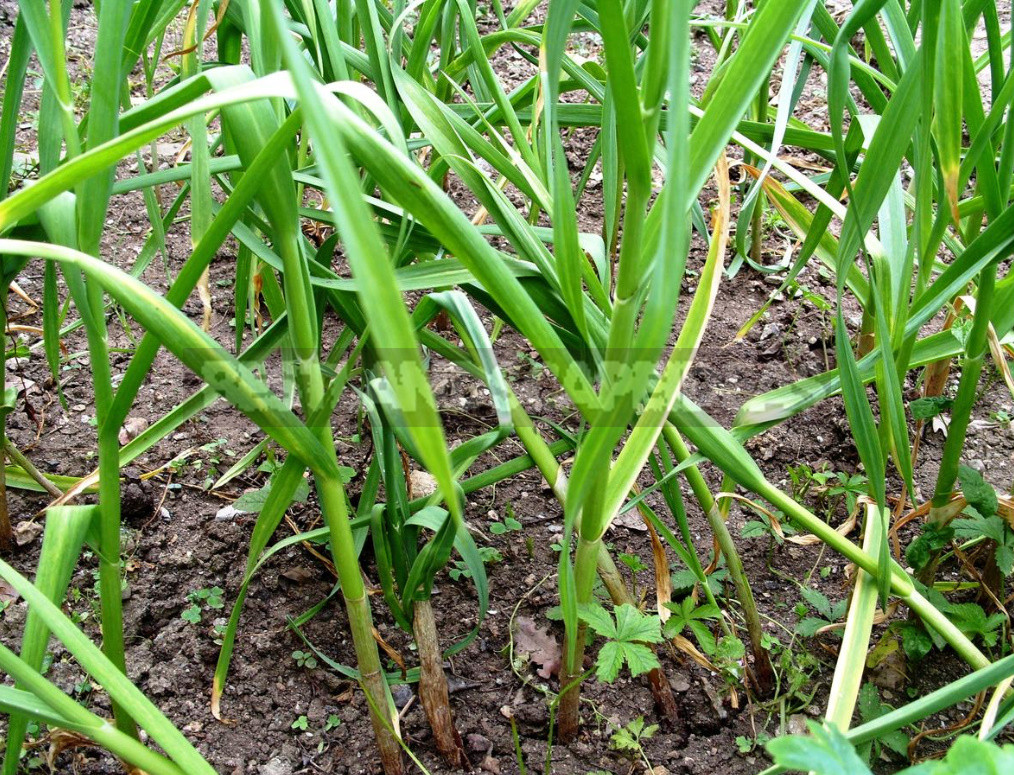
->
[448,547,502,581]
[292,650,318,670]
[578,603,662,683]
[856,683,909,765]
[609,716,658,772]
[181,586,225,624]
[795,586,847,637]
[663,597,722,655]
[490,506,523,535]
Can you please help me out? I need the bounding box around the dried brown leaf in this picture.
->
[513,616,561,679]
[0,577,19,607]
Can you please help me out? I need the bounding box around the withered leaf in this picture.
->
[0,577,19,607]
[280,567,315,584]
[513,616,561,679]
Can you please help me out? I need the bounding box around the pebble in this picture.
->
[258,758,292,775]
[215,505,243,521]
[787,714,808,735]
[466,733,491,753]
[669,676,691,693]
[390,683,413,709]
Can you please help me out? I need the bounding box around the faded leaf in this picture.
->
[514,616,560,679]
[866,632,906,690]
[280,567,315,584]
[643,516,672,625]
[46,728,94,770]
[0,577,19,606]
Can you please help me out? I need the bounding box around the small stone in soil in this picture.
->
[787,714,808,736]
[466,733,491,753]
[670,675,691,693]
[216,505,243,521]
[390,683,413,709]
[258,756,293,775]
[14,521,43,546]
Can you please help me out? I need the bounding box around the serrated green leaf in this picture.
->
[766,721,873,775]
[898,622,933,662]
[691,603,721,621]
[595,641,625,683]
[716,635,746,662]
[613,604,663,645]
[995,543,1014,576]
[232,476,310,515]
[910,396,953,420]
[688,620,717,655]
[906,525,954,572]
[619,643,660,679]
[797,617,831,637]
[958,466,998,519]
[858,682,881,722]
[801,586,834,619]
[578,603,617,640]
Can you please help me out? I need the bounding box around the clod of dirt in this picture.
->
[118,416,149,446]
[465,732,491,753]
[409,469,438,497]
[447,675,480,694]
[670,675,691,693]
[513,616,561,679]
[120,468,154,525]
[258,757,293,775]
[14,521,43,546]
[786,714,809,736]
[612,510,648,532]
[391,682,414,709]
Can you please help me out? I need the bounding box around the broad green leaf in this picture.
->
[595,641,626,683]
[957,465,998,519]
[767,722,873,775]
[578,603,617,639]
[613,604,663,645]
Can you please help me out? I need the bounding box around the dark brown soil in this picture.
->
[1,3,1013,775]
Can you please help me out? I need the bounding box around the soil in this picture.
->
[1,3,1013,775]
